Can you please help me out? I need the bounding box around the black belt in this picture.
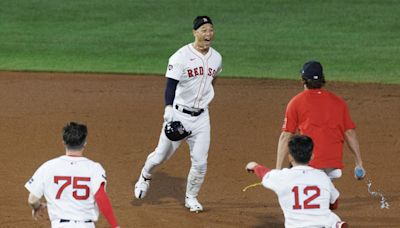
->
[60,219,93,223]
[175,105,204,116]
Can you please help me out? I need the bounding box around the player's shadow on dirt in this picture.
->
[254,218,284,228]
[130,171,186,206]
[208,201,284,227]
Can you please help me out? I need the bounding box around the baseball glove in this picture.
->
[164,121,191,141]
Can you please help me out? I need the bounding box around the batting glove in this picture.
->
[246,161,258,173]
[163,105,174,122]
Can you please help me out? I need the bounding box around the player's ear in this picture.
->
[301,78,308,89]
[288,154,294,166]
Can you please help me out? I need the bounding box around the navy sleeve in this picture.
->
[164,78,179,106]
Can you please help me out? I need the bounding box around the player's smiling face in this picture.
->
[193,23,214,53]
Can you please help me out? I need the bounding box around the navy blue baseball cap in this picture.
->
[193,16,213,30]
[301,60,324,80]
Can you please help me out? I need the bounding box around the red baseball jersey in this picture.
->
[282,89,355,169]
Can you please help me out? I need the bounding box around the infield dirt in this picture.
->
[1,72,399,227]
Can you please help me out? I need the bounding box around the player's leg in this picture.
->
[142,131,182,177]
[184,115,210,212]
[134,125,182,199]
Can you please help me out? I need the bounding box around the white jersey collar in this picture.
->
[291,165,314,170]
[60,155,88,161]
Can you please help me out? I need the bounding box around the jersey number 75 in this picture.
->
[54,176,91,200]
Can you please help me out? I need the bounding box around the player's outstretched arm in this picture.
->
[246,162,270,179]
[94,183,119,228]
[28,193,46,220]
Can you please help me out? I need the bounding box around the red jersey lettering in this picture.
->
[187,69,193,77]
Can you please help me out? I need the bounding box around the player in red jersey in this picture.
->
[276,60,365,180]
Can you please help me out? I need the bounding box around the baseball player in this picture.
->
[247,135,348,228]
[25,122,119,228]
[134,15,222,212]
[276,60,365,180]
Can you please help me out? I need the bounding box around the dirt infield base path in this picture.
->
[1,71,399,227]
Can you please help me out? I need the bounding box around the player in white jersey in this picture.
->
[134,15,222,212]
[246,135,348,228]
[25,122,119,228]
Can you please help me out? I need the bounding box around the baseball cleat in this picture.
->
[185,197,203,213]
[134,175,151,199]
[336,221,348,228]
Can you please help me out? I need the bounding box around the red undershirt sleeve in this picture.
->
[94,183,119,228]
[254,165,270,179]
[330,199,339,210]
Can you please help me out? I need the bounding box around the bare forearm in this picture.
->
[276,131,293,169]
[345,129,363,166]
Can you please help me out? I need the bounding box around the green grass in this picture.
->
[0,0,399,84]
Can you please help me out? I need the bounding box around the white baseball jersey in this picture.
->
[166,43,222,109]
[25,155,106,223]
[262,166,340,228]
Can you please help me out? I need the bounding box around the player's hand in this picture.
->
[32,202,47,220]
[354,165,366,180]
[246,161,258,173]
[163,105,173,122]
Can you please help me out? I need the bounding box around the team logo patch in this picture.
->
[168,64,173,71]
[203,18,208,22]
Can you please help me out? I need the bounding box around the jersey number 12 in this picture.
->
[54,176,91,200]
[292,186,321,209]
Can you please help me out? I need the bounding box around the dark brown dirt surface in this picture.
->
[1,71,399,227]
